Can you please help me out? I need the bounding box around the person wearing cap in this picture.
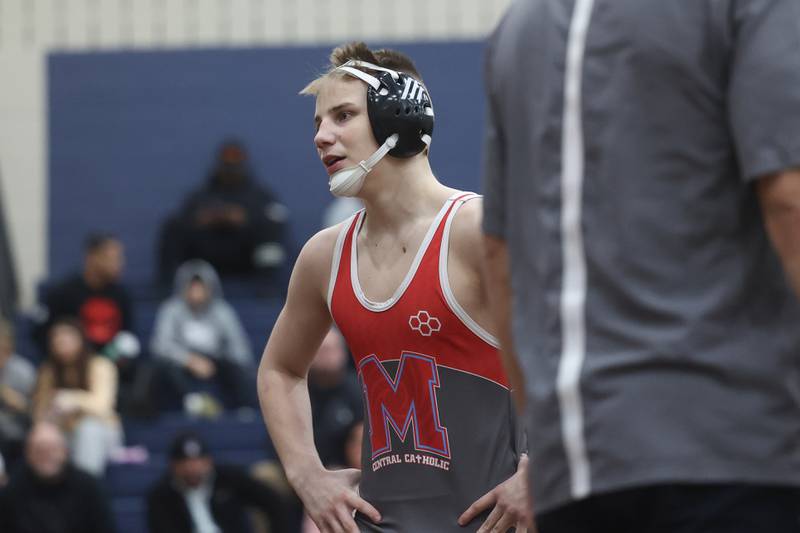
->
[146,431,292,533]
[258,42,530,533]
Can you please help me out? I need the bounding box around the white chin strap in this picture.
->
[329,134,399,197]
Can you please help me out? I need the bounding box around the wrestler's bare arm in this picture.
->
[257,225,380,532]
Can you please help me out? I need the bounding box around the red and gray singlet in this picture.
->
[329,192,521,532]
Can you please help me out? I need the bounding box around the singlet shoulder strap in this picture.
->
[428,192,479,235]
[438,193,500,348]
[327,210,364,311]
[429,192,481,242]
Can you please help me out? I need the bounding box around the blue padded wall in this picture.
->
[48,42,486,282]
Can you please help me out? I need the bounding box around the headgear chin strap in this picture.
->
[329,134,398,197]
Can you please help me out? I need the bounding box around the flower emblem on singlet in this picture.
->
[409,310,441,337]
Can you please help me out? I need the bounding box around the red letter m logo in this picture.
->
[358,352,450,460]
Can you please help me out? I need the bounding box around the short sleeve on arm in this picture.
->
[482,30,509,239]
[729,0,800,182]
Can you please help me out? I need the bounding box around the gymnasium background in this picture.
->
[0,0,510,309]
[0,1,511,531]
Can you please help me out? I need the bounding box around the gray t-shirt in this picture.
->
[483,0,800,513]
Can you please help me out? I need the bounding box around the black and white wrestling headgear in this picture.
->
[328,60,435,197]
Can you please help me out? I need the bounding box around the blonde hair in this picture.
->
[300,41,425,96]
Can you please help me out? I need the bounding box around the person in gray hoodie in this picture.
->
[151,259,256,410]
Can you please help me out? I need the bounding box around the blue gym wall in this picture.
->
[48,42,487,283]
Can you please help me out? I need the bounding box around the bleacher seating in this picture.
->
[108,410,277,532]
[101,282,284,532]
[32,39,488,533]
[13,279,287,532]
[112,497,148,533]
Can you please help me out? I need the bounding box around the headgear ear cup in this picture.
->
[326,60,435,197]
[337,60,434,156]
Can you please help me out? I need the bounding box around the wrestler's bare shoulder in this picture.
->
[291,220,352,293]
[448,196,484,270]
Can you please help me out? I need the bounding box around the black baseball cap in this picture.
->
[169,432,210,461]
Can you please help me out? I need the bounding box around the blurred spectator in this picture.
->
[0,422,116,533]
[32,233,148,416]
[147,431,290,533]
[152,259,256,411]
[34,233,135,354]
[0,319,35,469]
[31,318,122,476]
[308,328,362,468]
[158,140,288,285]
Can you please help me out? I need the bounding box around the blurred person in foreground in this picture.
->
[151,259,257,411]
[258,42,529,533]
[31,318,121,476]
[0,422,116,533]
[158,139,289,286]
[147,431,291,533]
[482,1,800,532]
[0,319,35,468]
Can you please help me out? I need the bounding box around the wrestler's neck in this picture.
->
[358,155,454,231]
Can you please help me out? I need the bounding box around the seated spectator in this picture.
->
[0,318,35,468]
[158,139,288,285]
[0,422,116,533]
[31,318,122,476]
[32,233,147,416]
[34,233,136,354]
[151,259,257,411]
[147,431,290,533]
[308,328,363,468]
